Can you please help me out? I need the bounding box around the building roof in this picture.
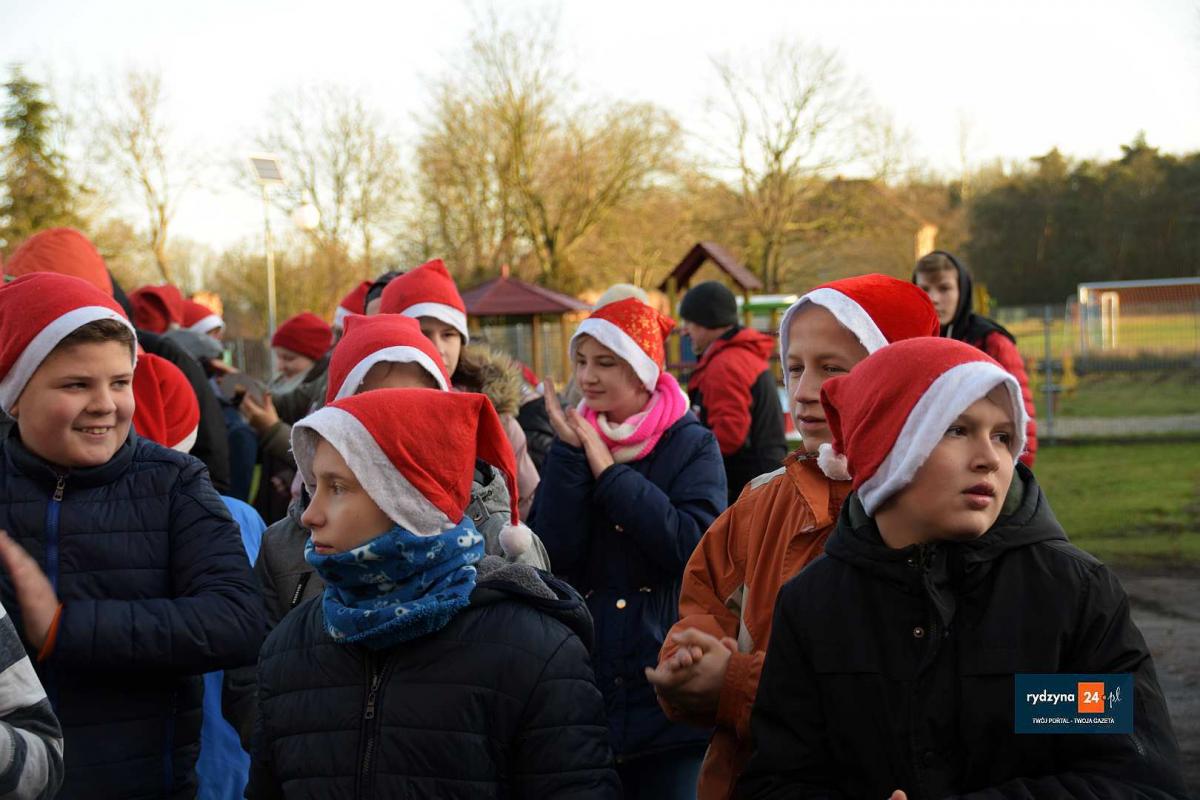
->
[462,274,590,316]
[657,242,763,293]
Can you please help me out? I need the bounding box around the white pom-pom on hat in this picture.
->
[817,442,851,481]
[499,521,534,557]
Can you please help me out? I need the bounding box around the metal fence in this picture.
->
[994,294,1200,441]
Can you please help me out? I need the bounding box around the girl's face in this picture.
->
[418,317,463,376]
[875,391,1017,549]
[785,305,869,453]
[574,335,649,423]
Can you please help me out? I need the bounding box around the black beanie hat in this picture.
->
[680,281,738,329]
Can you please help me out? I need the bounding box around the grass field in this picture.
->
[1034,440,1200,566]
[1003,312,1200,359]
[1048,372,1200,417]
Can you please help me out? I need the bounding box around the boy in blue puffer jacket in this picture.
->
[0,273,268,799]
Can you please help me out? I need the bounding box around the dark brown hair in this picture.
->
[915,252,957,275]
[53,319,136,360]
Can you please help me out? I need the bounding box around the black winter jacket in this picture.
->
[739,466,1187,799]
[248,557,620,799]
[0,431,268,799]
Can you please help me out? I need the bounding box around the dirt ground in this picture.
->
[1116,567,1200,797]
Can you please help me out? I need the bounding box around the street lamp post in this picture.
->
[247,154,286,342]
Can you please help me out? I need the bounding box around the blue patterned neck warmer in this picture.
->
[304,519,485,650]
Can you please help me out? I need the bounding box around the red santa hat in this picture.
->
[817,338,1027,515]
[334,280,372,329]
[182,299,224,336]
[778,274,939,377]
[378,259,469,341]
[569,297,675,392]
[272,312,333,361]
[325,314,450,403]
[4,228,114,295]
[132,352,200,452]
[292,388,533,555]
[130,285,185,333]
[0,273,137,414]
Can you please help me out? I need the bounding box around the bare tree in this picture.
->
[709,41,868,291]
[411,13,679,290]
[256,86,405,279]
[91,69,195,283]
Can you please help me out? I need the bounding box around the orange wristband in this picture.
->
[36,604,63,663]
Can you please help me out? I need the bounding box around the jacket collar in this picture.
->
[4,426,138,490]
[825,464,1064,590]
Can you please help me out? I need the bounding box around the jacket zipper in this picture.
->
[357,655,385,799]
[46,474,65,592]
[41,474,66,712]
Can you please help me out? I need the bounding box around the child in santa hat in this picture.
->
[182,298,225,341]
[257,315,550,621]
[247,389,619,798]
[528,296,726,799]
[647,274,940,800]
[3,228,235,495]
[0,273,266,799]
[739,337,1186,800]
[380,258,540,518]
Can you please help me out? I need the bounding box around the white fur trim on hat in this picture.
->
[292,406,454,536]
[857,361,1027,516]
[171,425,199,454]
[571,317,659,393]
[333,305,353,329]
[0,306,137,414]
[401,302,470,343]
[187,315,224,336]
[333,346,450,401]
[778,289,888,383]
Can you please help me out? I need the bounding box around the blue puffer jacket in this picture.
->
[529,411,727,760]
[0,431,268,799]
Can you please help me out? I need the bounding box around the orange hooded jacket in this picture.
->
[658,450,851,800]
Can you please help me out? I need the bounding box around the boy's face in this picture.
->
[418,317,463,376]
[11,341,135,469]
[915,269,959,327]
[274,347,315,379]
[786,305,869,453]
[301,438,395,554]
[880,393,1017,545]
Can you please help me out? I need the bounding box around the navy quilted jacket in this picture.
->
[247,558,620,799]
[528,412,727,760]
[0,430,268,799]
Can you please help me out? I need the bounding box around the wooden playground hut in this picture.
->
[461,267,590,382]
[657,242,764,364]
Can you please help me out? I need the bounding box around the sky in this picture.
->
[3,0,1199,250]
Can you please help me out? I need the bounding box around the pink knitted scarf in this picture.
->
[578,372,688,463]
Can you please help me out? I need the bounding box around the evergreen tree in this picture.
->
[0,66,78,256]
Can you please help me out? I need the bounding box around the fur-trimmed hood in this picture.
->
[453,345,522,416]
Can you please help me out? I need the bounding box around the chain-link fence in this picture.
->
[994,281,1200,440]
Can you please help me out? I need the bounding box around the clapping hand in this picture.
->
[543,377,582,448]
[0,531,58,651]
